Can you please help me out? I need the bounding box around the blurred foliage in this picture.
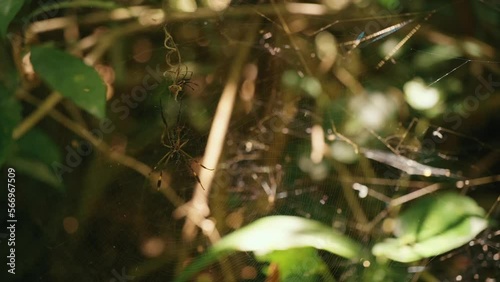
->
[372,192,488,263]
[0,0,499,281]
[0,0,25,38]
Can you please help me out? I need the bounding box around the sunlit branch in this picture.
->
[174,19,262,242]
[376,12,434,69]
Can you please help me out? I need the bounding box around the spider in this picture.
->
[151,97,213,190]
[163,25,195,101]
[164,64,195,101]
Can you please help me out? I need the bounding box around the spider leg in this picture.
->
[151,151,174,189]
[149,151,172,189]
[153,151,173,172]
[157,171,163,190]
[199,162,215,171]
[191,167,206,190]
[182,155,208,190]
[184,81,197,91]
[177,149,214,190]
[163,67,181,82]
[183,70,193,82]
[179,149,214,171]
[159,95,169,129]
[159,96,172,146]
[180,66,195,90]
[161,129,177,148]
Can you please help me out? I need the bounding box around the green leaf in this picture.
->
[174,215,363,282]
[30,46,106,119]
[257,248,336,282]
[377,0,400,10]
[7,157,64,190]
[0,0,25,38]
[6,129,63,191]
[372,192,488,262]
[17,128,62,166]
[0,84,22,165]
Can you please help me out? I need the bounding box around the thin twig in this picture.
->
[29,3,332,33]
[12,92,63,140]
[388,183,442,207]
[271,0,312,76]
[173,19,261,241]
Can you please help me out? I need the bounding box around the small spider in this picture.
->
[163,25,195,101]
[151,97,213,190]
[164,64,194,101]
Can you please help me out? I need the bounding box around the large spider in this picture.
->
[151,97,213,190]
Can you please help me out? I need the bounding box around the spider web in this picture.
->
[182,1,499,281]
[158,1,498,280]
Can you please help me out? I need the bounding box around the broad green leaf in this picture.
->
[0,0,25,38]
[257,248,335,282]
[372,192,488,262]
[175,215,363,282]
[30,46,106,119]
[6,129,63,191]
[0,84,22,165]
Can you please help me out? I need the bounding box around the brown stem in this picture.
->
[12,92,63,140]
